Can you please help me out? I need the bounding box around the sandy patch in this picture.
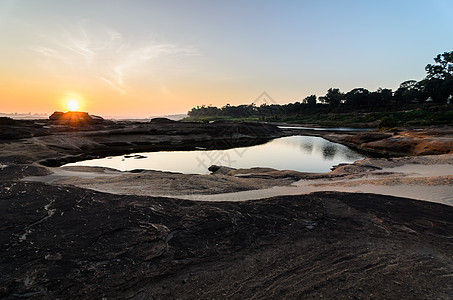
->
[179,177,453,207]
[23,168,121,183]
[22,154,453,206]
[176,159,453,206]
[25,165,296,196]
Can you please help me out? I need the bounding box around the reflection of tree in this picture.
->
[276,136,314,154]
[342,148,364,160]
[321,143,337,160]
[332,143,365,161]
[300,139,313,154]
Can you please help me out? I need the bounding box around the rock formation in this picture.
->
[49,111,104,126]
[1,120,453,298]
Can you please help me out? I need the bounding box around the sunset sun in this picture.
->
[67,99,80,111]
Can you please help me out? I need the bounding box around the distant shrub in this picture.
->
[0,117,17,125]
[431,110,453,125]
[378,116,397,129]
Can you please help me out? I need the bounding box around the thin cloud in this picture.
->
[32,19,200,94]
[100,77,126,95]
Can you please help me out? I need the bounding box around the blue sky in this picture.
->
[0,0,452,116]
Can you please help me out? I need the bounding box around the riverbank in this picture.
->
[22,154,452,206]
[183,104,453,128]
[1,119,453,298]
[181,155,453,205]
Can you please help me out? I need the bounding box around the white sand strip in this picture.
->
[23,169,120,184]
[175,163,453,205]
[175,183,453,206]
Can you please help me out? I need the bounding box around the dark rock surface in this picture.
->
[1,121,453,298]
[0,120,282,168]
[1,181,452,299]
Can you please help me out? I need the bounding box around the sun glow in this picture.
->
[67,99,80,111]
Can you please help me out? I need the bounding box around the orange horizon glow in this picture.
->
[2,1,449,118]
[0,74,270,117]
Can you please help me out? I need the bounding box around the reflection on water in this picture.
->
[66,136,367,174]
[322,144,337,160]
[278,126,372,131]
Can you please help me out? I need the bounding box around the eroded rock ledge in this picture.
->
[281,126,453,156]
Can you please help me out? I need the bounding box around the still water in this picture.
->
[278,126,372,131]
[65,136,367,174]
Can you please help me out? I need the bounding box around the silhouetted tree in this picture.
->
[394,80,422,105]
[345,88,370,109]
[375,88,394,109]
[399,80,418,90]
[188,105,220,117]
[187,51,453,119]
[418,78,453,103]
[303,95,317,106]
[319,88,344,108]
[425,51,453,80]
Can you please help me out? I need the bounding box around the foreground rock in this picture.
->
[1,121,453,298]
[1,182,452,299]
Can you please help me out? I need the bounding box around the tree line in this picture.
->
[188,51,453,118]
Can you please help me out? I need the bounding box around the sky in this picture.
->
[0,0,452,117]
